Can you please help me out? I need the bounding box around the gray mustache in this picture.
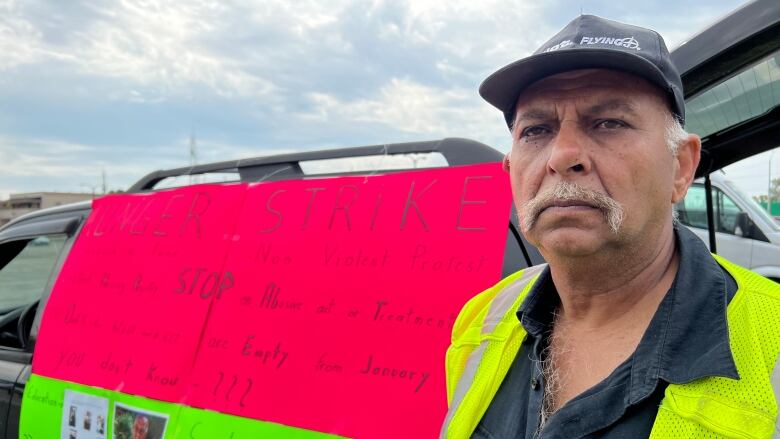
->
[519,182,625,233]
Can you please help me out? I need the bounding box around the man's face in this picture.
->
[507,69,694,258]
[132,416,149,439]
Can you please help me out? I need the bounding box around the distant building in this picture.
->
[0,192,94,226]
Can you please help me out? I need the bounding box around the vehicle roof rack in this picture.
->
[128,137,502,193]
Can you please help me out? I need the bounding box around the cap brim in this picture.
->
[479,49,674,128]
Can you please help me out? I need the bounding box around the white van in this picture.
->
[675,171,780,282]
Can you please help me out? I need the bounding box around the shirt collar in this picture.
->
[516,265,556,338]
[515,225,739,405]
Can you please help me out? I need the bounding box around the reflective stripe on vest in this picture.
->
[441,265,545,439]
[442,257,780,439]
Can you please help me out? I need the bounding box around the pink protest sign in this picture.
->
[33,164,512,438]
[184,164,511,438]
[34,184,247,401]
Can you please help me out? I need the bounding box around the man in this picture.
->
[83,410,91,430]
[441,15,780,438]
[132,415,150,439]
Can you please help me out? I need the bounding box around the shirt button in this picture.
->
[531,377,540,390]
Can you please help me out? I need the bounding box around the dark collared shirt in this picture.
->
[474,226,738,438]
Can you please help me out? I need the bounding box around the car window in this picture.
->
[676,185,746,236]
[716,189,743,235]
[685,50,780,139]
[723,177,780,232]
[676,185,708,229]
[0,234,66,311]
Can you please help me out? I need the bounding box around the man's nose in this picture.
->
[546,122,591,176]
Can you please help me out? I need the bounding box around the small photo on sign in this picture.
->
[61,390,108,439]
[83,410,92,430]
[96,414,105,435]
[113,403,168,439]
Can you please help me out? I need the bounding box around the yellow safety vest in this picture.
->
[441,256,780,438]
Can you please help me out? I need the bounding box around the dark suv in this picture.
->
[0,138,543,436]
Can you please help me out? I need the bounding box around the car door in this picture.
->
[0,210,85,438]
[671,0,780,252]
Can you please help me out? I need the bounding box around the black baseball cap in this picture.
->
[479,15,685,128]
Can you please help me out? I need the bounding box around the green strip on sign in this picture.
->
[21,374,343,438]
[174,406,342,438]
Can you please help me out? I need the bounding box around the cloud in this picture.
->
[0,136,96,177]
[299,77,508,148]
[0,0,278,101]
[0,0,547,105]
[0,138,150,198]
[379,0,546,61]
[76,1,278,99]
[0,0,70,69]
[0,134,301,199]
[0,0,751,198]
[0,135,173,196]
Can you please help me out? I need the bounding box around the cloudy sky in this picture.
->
[1,0,777,199]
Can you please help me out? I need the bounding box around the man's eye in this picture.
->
[595,119,627,129]
[520,126,550,138]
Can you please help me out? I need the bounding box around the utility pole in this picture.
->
[101,168,107,195]
[189,132,198,185]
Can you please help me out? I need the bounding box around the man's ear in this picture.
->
[502,153,511,172]
[671,134,702,203]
